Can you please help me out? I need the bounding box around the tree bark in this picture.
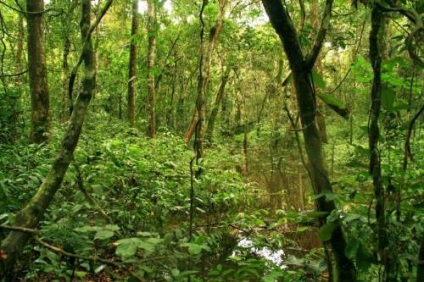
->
[146,0,156,137]
[369,5,397,281]
[261,1,357,281]
[16,14,24,86]
[128,0,139,127]
[205,65,231,144]
[0,0,111,277]
[27,0,50,144]
[184,0,226,144]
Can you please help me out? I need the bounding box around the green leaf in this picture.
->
[317,93,349,119]
[318,222,337,241]
[356,242,375,269]
[381,85,396,111]
[296,226,309,232]
[306,211,328,218]
[94,264,107,274]
[187,243,203,255]
[171,268,180,277]
[105,224,120,231]
[312,70,326,89]
[345,238,359,259]
[95,230,114,240]
[74,271,88,278]
[116,241,138,259]
[115,238,143,259]
[74,226,99,233]
[137,241,155,255]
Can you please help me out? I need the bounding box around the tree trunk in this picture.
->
[0,0,110,277]
[16,14,24,87]
[205,65,230,144]
[369,5,397,281]
[184,0,226,143]
[146,0,156,137]
[261,1,357,281]
[128,0,139,127]
[27,0,50,144]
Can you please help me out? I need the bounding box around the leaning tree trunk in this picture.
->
[0,0,113,277]
[205,65,231,144]
[27,0,50,144]
[261,1,357,281]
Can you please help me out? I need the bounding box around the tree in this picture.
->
[0,0,113,277]
[27,0,50,144]
[261,0,357,280]
[146,0,157,137]
[128,0,139,127]
[184,0,226,145]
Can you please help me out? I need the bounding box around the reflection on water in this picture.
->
[233,238,286,268]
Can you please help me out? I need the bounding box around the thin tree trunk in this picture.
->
[417,232,424,281]
[184,0,226,143]
[27,0,50,144]
[146,0,156,137]
[127,0,139,127]
[369,5,397,281]
[261,1,357,281]
[0,0,112,277]
[205,65,230,143]
[62,35,71,121]
[16,14,23,86]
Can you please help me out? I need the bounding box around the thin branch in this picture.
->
[283,98,314,193]
[0,0,55,15]
[376,2,424,67]
[403,104,424,169]
[73,162,113,223]
[305,0,334,69]
[0,70,28,78]
[34,237,146,282]
[0,225,40,234]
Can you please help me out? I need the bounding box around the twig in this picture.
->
[0,224,40,234]
[403,104,424,169]
[0,0,55,15]
[73,162,113,223]
[34,237,145,282]
[0,70,28,78]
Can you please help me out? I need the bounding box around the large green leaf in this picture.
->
[95,230,114,240]
[318,222,337,241]
[381,85,396,111]
[115,237,155,259]
[115,238,141,259]
[317,93,349,120]
[345,238,359,259]
[312,70,326,89]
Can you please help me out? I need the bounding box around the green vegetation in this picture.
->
[0,0,423,281]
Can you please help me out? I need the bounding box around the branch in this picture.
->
[261,0,304,70]
[0,225,39,234]
[376,2,424,67]
[0,0,55,15]
[403,104,424,170]
[305,0,334,69]
[73,162,113,223]
[34,237,146,282]
[0,70,28,78]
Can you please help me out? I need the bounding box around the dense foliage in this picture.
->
[0,0,423,281]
